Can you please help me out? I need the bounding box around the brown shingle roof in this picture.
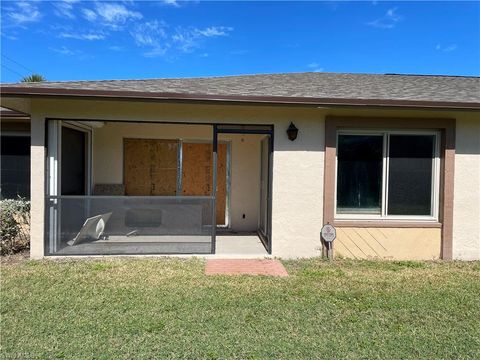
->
[2,72,479,109]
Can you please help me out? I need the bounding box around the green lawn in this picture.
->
[1,257,479,359]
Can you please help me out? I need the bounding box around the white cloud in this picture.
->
[6,1,42,25]
[195,26,233,37]
[131,20,169,56]
[367,7,403,29]
[93,2,142,26]
[172,30,198,52]
[144,46,169,58]
[109,45,125,51]
[131,20,167,46]
[81,8,97,21]
[307,62,324,72]
[53,0,80,20]
[1,31,18,40]
[161,0,180,7]
[49,46,77,56]
[173,26,233,53]
[59,32,106,41]
[436,44,457,52]
[130,22,233,57]
[49,46,93,60]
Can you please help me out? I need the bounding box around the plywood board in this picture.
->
[124,139,178,196]
[151,140,178,196]
[182,143,227,225]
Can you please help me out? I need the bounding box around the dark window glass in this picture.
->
[337,135,383,214]
[61,127,86,195]
[387,135,435,215]
[1,135,30,199]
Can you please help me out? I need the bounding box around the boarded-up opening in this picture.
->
[124,139,178,196]
[182,143,227,225]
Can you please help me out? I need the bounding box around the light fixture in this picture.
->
[286,122,298,141]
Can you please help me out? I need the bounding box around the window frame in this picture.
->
[334,129,441,222]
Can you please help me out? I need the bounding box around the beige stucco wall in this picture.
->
[1,96,478,260]
[29,114,45,259]
[453,117,480,260]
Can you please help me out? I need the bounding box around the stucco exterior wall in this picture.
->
[29,114,45,259]
[1,96,478,260]
[453,117,480,260]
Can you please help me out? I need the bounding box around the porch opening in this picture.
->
[45,120,272,256]
[214,126,273,256]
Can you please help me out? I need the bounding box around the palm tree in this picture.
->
[21,74,46,82]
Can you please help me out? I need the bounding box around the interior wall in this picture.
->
[92,122,212,184]
[91,122,262,232]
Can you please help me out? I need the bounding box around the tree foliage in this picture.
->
[20,73,46,82]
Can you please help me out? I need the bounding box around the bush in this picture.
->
[0,198,30,255]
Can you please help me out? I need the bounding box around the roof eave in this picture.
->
[1,86,479,111]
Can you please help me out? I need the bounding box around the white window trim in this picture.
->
[334,129,441,222]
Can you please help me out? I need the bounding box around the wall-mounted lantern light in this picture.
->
[286,122,298,141]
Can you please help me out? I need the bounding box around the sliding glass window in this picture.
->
[335,131,440,220]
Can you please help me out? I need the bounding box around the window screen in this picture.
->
[387,135,435,215]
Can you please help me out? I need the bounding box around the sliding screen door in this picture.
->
[124,139,178,196]
[259,137,269,236]
[182,143,227,226]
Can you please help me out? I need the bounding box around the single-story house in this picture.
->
[1,72,479,260]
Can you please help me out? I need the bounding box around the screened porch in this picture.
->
[45,120,272,256]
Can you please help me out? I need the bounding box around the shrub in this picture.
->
[0,198,30,255]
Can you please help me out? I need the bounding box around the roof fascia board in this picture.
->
[1,87,479,111]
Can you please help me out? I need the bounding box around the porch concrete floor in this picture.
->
[51,232,269,257]
[215,233,268,257]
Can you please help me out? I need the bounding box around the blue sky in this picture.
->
[1,1,479,82]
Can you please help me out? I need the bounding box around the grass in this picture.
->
[1,257,479,359]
